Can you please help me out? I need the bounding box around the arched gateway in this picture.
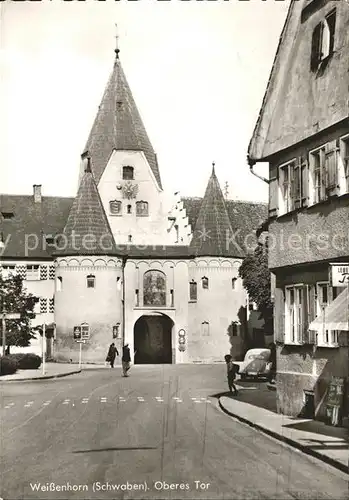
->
[134,314,174,364]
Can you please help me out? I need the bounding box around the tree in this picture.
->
[239,239,273,334]
[0,272,39,353]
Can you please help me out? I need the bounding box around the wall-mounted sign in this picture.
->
[113,324,120,339]
[329,263,349,287]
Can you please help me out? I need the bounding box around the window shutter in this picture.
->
[293,161,301,209]
[325,141,339,196]
[274,305,285,344]
[301,157,309,207]
[301,286,309,344]
[310,23,322,71]
[268,176,279,218]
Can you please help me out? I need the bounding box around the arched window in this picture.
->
[202,276,209,289]
[87,274,95,288]
[189,280,197,301]
[109,200,121,215]
[232,277,237,290]
[201,321,209,336]
[136,201,149,216]
[122,166,134,180]
[127,204,132,214]
[143,270,166,306]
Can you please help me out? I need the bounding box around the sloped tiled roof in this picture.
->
[189,167,241,258]
[183,195,267,257]
[55,166,119,256]
[0,194,74,259]
[84,55,162,189]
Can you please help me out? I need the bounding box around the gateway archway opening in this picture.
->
[134,315,173,364]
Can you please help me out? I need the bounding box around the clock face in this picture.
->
[122,181,139,200]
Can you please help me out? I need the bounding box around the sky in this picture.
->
[0,0,290,203]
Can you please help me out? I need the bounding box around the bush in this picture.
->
[9,353,42,369]
[0,356,19,376]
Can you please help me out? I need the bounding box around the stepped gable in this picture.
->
[84,52,162,189]
[182,197,267,256]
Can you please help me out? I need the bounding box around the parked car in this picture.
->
[233,348,272,380]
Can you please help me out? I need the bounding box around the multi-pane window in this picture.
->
[310,9,336,72]
[109,200,122,215]
[189,281,197,301]
[122,166,134,180]
[285,286,304,344]
[316,282,329,316]
[279,159,301,214]
[311,148,326,203]
[87,274,95,288]
[136,201,149,216]
[26,265,40,281]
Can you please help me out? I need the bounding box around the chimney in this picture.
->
[33,185,42,203]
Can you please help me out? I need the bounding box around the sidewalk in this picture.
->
[219,383,348,474]
[0,362,84,382]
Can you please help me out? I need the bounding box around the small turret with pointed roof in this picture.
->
[190,163,244,258]
[55,155,120,256]
[83,29,162,189]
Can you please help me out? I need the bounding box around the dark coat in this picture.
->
[122,346,131,362]
[107,345,118,361]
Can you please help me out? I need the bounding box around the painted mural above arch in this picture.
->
[143,269,166,307]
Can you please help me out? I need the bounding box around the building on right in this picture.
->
[248,0,349,423]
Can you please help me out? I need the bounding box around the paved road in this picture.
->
[1,365,348,500]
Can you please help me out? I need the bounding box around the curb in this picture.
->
[218,397,348,475]
[0,369,81,383]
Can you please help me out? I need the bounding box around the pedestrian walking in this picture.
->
[106,343,119,368]
[122,344,131,377]
[224,354,239,396]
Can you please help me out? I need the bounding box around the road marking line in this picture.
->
[176,399,183,403]
[62,401,70,405]
[43,401,51,406]
[4,406,11,409]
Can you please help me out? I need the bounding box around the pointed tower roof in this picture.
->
[84,48,162,189]
[55,159,120,256]
[190,164,244,258]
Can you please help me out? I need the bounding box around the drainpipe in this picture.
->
[247,155,269,184]
[122,256,126,347]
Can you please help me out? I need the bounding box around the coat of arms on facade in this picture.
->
[122,181,139,199]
